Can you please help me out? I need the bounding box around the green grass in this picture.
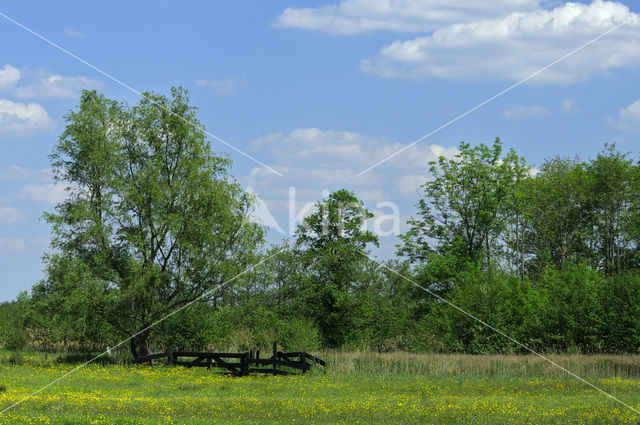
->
[1,352,640,424]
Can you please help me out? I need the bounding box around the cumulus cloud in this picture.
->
[0,207,25,223]
[0,99,55,137]
[362,1,640,83]
[275,0,541,35]
[244,128,458,233]
[17,184,68,204]
[0,65,20,90]
[502,105,548,120]
[15,72,104,99]
[195,77,247,96]
[610,99,640,131]
[250,128,456,181]
[397,174,429,196]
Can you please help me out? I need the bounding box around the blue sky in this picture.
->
[1,0,639,301]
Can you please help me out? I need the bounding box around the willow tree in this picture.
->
[34,88,263,357]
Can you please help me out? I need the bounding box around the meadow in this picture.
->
[1,350,640,424]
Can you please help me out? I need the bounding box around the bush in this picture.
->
[149,304,321,353]
[596,272,640,353]
[412,267,546,354]
[539,263,603,352]
[1,324,29,352]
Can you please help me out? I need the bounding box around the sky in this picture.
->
[1,0,639,301]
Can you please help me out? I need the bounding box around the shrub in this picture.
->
[1,324,29,352]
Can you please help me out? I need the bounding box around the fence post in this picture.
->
[301,351,307,374]
[244,352,250,376]
[272,342,278,376]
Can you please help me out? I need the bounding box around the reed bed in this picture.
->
[318,351,640,378]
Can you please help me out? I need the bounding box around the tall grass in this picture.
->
[317,351,640,378]
[5,347,640,379]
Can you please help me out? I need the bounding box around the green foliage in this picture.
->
[400,138,529,287]
[295,189,379,348]
[34,88,263,357]
[586,144,637,274]
[418,268,544,354]
[595,271,640,353]
[0,295,30,352]
[155,305,321,352]
[13,130,640,356]
[523,157,592,273]
[537,263,602,352]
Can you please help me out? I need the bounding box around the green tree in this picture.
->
[34,88,263,357]
[295,189,379,348]
[251,240,303,314]
[538,263,602,352]
[523,157,591,273]
[439,268,545,353]
[0,294,30,351]
[399,139,527,289]
[586,144,636,274]
[596,272,640,352]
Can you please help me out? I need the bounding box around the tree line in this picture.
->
[1,88,640,356]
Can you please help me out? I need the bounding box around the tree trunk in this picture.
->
[130,329,151,358]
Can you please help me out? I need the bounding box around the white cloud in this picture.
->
[0,166,51,182]
[64,29,85,38]
[362,1,640,83]
[243,128,458,234]
[17,184,68,204]
[0,237,27,252]
[502,105,548,119]
[15,72,104,99]
[0,99,55,137]
[397,174,428,196]
[562,99,580,113]
[0,207,25,223]
[0,65,20,90]
[0,236,48,253]
[610,99,640,131]
[250,128,457,180]
[275,0,541,35]
[195,77,247,96]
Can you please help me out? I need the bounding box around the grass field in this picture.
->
[1,350,640,424]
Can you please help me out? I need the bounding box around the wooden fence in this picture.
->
[132,343,325,376]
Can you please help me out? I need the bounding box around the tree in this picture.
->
[295,189,379,348]
[0,293,30,351]
[34,88,263,357]
[399,139,527,289]
[586,144,636,274]
[523,157,591,273]
[251,240,304,314]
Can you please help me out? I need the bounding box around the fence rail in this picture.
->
[132,343,325,376]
